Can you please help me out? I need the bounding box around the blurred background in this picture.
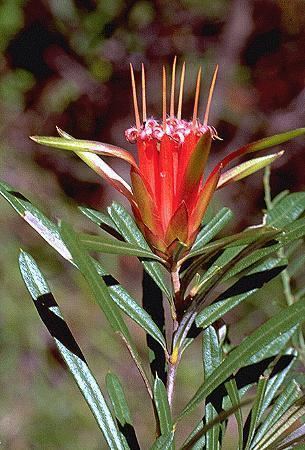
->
[1,0,305,448]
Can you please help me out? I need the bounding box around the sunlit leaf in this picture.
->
[19,251,125,450]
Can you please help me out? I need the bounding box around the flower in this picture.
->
[30,60,305,262]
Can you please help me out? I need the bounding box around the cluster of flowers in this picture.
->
[125,117,219,145]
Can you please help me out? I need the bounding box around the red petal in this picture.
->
[159,135,175,229]
[176,130,212,209]
[189,168,220,235]
[137,139,160,206]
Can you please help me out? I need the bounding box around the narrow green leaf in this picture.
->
[149,432,174,450]
[225,379,243,449]
[30,135,137,167]
[106,283,167,351]
[108,202,172,299]
[190,207,233,252]
[244,376,268,450]
[178,299,305,422]
[266,192,305,228]
[106,373,140,450]
[195,261,285,329]
[181,397,254,450]
[153,376,173,436]
[255,350,296,424]
[244,127,305,153]
[184,226,279,261]
[19,251,125,450]
[202,326,222,377]
[255,396,305,450]
[0,181,165,352]
[60,221,131,338]
[252,380,300,449]
[218,151,284,189]
[106,373,133,426]
[0,180,72,262]
[202,327,222,450]
[79,205,118,229]
[80,232,163,260]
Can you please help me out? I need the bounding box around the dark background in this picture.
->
[1,0,305,448]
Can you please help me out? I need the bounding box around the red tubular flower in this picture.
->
[31,60,305,262]
[124,62,222,259]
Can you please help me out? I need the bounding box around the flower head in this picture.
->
[30,60,305,262]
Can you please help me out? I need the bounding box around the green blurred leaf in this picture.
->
[178,299,305,422]
[106,373,140,450]
[108,202,172,299]
[153,376,173,437]
[19,251,125,450]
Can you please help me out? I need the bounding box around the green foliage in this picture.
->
[2,172,305,448]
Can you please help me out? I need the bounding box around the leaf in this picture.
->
[153,376,173,436]
[106,373,140,450]
[195,263,286,329]
[217,151,284,189]
[254,396,305,450]
[190,207,233,252]
[202,326,222,449]
[256,349,296,423]
[108,202,172,299]
[53,128,135,203]
[79,206,122,239]
[80,232,163,260]
[177,299,305,422]
[149,432,174,450]
[30,134,138,168]
[59,221,156,395]
[109,277,167,352]
[182,225,279,264]
[0,180,72,262]
[19,251,125,450]
[225,379,243,449]
[0,181,166,353]
[60,222,131,337]
[266,192,305,228]
[252,380,301,449]
[243,376,268,450]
